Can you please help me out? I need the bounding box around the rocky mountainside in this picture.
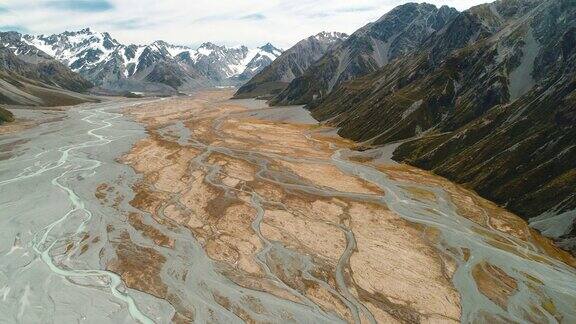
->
[269,3,459,106]
[2,28,282,94]
[307,0,576,252]
[233,32,348,99]
[0,39,94,108]
[0,31,92,92]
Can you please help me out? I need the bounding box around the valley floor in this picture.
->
[1,90,576,323]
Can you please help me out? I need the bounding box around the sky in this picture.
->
[0,0,487,49]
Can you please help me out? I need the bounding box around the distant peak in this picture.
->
[199,42,221,49]
[153,40,170,46]
[259,43,281,53]
[73,27,94,35]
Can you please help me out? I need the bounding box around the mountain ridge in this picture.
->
[233,31,348,99]
[2,28,282,94]
[269,3,459,106]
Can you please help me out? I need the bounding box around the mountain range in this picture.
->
[1,28,282,95]
[236,0,576,254]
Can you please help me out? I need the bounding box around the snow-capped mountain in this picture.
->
[178,41,282,82]
[1,28,282,93]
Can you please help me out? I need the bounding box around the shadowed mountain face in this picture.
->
[233,32,348,99]
[269,3,459,106]
[1,29,282,94]
[306,0,576,252]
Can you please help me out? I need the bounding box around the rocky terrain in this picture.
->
[234,32,348,99]
[269,3,459,106]
[1,28,282,94]
[2,90,576,323]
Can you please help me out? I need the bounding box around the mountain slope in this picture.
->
[13,29,282,93]
[1,31,92,93]
[0,42,94,108]
[270,3,458,106]
[308,0,576,252]
[234,32,348,99]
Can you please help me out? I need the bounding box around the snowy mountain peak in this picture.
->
[199,42,223,50]
[1,28,283,91]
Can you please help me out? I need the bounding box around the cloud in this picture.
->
[334,6,377,13]
[0,0,488,49]
[240,13,266,21]
[46,0,114,12]
[193,14,233,24]
[109,18,148,30]
[0,25,29,33]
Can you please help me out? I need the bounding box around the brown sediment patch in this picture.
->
[0,138,29,161]
[218,265,303,305]
[130,181,171,219]
[210,203,263,275]
[471,262,518,310]
[178,171,220,223]
[348,202,461,321]
[261,209,346,264]
[519,273,564,323]
[401,185,437,203]
[126,212,174,248]
[462,248,471,261]
[107,231,196,322]
[207,152,256,184]
[276,160,382,195]
[219,118,332,160]
[0,119,36,135]
[108,232,168,299]
[95,183,109,201]
[213,293,260,324]
[266,249,354,322]
[471,312,513,324]
[305,281,354,322]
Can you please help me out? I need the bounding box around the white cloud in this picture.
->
[0,0,488,48]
